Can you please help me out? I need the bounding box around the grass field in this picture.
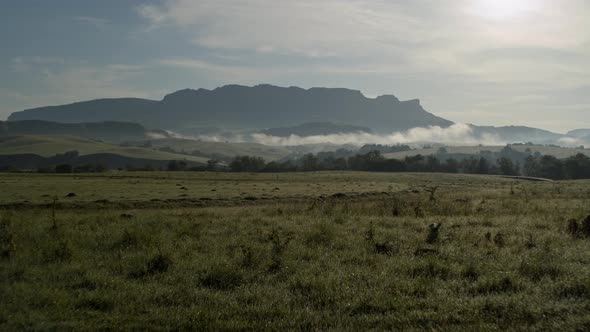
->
[384,144,589,159]
[1,171,590,330]
[0,135,209,163]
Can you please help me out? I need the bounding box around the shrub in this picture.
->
[55,164,73,173]
[558,283,590,299]
[305,223,335,247]
[112,229,138,250]
[461,264,480,282]
[44,241,72,263]
[411,261,451,280]
[129,253,172,278]
[199,265,243,290]
[0,216,16,259]
[75,297,115,312]
[474,277,520,295]
[519,261,561,281]
[374,241,397,256]
[426,223,441,244]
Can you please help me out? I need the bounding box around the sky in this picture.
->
[1,0,589,133]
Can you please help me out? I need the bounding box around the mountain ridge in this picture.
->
[8,84,453,133]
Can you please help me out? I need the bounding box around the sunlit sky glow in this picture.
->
[1,0,589,132]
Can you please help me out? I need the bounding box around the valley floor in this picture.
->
[1,172,590,330]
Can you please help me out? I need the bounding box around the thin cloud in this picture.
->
[137,0,590,132]
[74,16,109,28]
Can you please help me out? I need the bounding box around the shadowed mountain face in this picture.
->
[8,84,453,133]
[261,122,373,137]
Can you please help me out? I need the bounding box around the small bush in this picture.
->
[112,229,138,250]
[461,264,480,282]
[289,278,336,309]
[414,248,439,256]
[493,233,506,247]
[199,265,243,290]
[0,217,16,259]
[75,297,114,312]
[54,164,73,173]
[474,277,520,295]
[146,254,172,275]
[566,215,590,238]
[581,215,590,237]
[558,283,590,299]
[44,241,72,263]
[426,223,441,244]
[519,261,561,281]
[305,223,335,247]
[411,261,451,280]
[374,241,397,256]
[239,245,256,269]
[364,222,375,243]
[567,219,580,237]
[267,228,290,273]
[129,253,172,278]
[480,301,537,328]
[349,302,390,316]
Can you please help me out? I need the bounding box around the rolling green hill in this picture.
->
[127,138,291,161]
[384,145,589,160]
[0,120,168,143]
[0,135,209,163]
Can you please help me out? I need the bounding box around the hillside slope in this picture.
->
[0,135,208,163]
[126,138,291,161]
[0,120,168,143]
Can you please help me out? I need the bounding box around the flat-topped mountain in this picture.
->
[8,84,453,133]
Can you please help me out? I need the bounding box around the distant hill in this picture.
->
[261,122,372,137]
[471,125,563,144]
[8,84,454,133]
[0,120,168,143]
[8,98,159,124]
[567,129,590,139]
[0,135,208,169]
[124,138,291,162]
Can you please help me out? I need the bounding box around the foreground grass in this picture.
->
[1,172,590,330]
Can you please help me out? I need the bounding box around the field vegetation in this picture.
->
[1,171,590,330]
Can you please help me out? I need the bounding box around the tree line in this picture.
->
[2,146,589,180]
[226,150,590,180]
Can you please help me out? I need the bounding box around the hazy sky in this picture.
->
[1,0,589,132]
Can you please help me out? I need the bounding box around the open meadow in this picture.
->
[1,171,590,330]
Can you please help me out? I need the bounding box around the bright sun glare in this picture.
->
[473,0,539,19]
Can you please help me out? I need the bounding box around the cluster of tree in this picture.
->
[357,144,412,154]
[227,151,517,175]
[4,145,588,180]
[35,163,107,173]
[524,154,590,180]
[227,150,590,180]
